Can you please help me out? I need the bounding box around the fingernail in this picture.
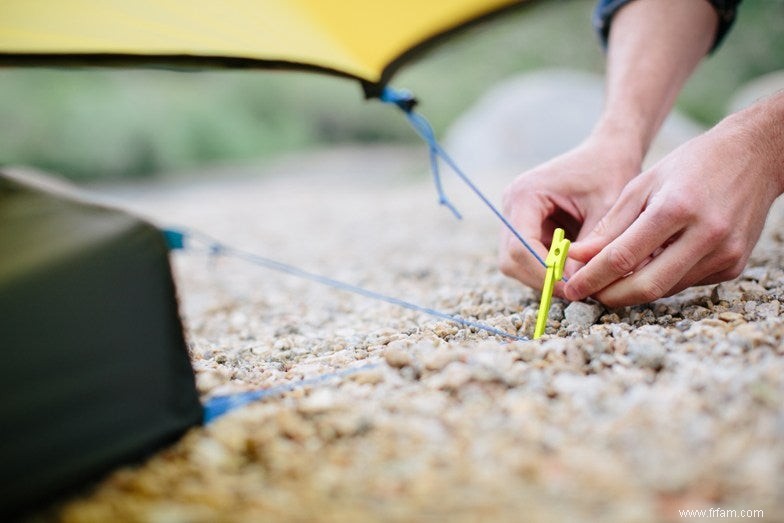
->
[564,286,579,302]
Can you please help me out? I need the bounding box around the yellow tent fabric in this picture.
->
[0,0,524,96]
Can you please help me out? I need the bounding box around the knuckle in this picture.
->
[703,219,730,243]
[606,243,638,275]
[658,195,693,223]
[724,240,746,264]
[713,240,746,273]
[725,267,743,281]
[726,260,746,281]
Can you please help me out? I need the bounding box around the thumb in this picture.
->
[569,180,649,263]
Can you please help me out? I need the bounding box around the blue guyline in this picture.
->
[202,362,381,423]
[379,86,571,281]
[164,228,526,344]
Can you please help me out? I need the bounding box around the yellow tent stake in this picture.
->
[534,228,570,339]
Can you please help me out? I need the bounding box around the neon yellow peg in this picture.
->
[534,228,571,339]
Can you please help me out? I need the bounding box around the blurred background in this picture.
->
[1,0,782,183]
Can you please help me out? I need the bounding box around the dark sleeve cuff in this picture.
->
[593,0,742,53]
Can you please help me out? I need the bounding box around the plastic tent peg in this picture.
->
[534,228,571,339]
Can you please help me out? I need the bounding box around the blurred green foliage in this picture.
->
[0,0,781,180]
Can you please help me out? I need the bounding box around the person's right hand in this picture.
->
[564,96,784,307]
[499,131,642,297]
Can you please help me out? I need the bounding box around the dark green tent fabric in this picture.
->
[0,173,203,518]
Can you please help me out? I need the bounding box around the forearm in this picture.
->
[722,90,784,196]
[593,0,718,160]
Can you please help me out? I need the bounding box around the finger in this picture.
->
[664,253,744,298]
[499,191,556,289]
[569,178,649,262]
[592,228,710,307]
[564,203,686,302]
[498,233,550,287]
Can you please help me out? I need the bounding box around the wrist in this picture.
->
[584,119,646,182]
[720,93,784,196]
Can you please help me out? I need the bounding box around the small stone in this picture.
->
[601,313,621,324]
[195,370,228,393]
[548,301,565,322]
[516,342,543,362]
[675,319,692,332]
[683,305,711,321]
[744,301,758,317]
[742,266,768,284]
[565,345,587,369]
[432,322,459,338]
[298,388,338,414]
[429,361,473,390]
[384,348,413,368]
[711,283,742,303]
[422,350,457,372]
[274,338,292,351]
[740,281,766,298]
[521,309,538,338]
[718,311,745,323]
[326,413,372,438]
[728,323,772,351]
[351,368,385,385]
[757,300,780,318]
[563,302,603,328]
[626,338,666,371]
[277,410,316,440]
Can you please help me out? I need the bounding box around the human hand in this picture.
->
[499,132,642,296]
[565,103,784,307]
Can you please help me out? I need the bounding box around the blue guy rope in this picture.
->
[202,363,381,423]
[164,228,526,344]
[379,86,562,278]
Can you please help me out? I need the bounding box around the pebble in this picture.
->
[384,348,413,369]
[718,311,745,323]
[742,266,769,285]
[683,305,711,321]
[626,338,667,371]
[563,302,603,328]
[428,361,473,390]
[548,301,565,321]
[298,388,339,415]
[757,300,780,317]
[351,368,385,385]
[712,283,743,303]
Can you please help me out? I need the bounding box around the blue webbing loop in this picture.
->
[380,85,552,274]
[381,87,462,219]
[163,229,186,250]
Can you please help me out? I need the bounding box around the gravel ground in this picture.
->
[37,144,784,522]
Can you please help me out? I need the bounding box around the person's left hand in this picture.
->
[564,108,784,307]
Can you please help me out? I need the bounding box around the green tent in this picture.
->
[0,173,203,517]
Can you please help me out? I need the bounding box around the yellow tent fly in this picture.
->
[0,0,526,96]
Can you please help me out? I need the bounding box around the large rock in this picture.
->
[727,70,784,114]
[445,69,705,174]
